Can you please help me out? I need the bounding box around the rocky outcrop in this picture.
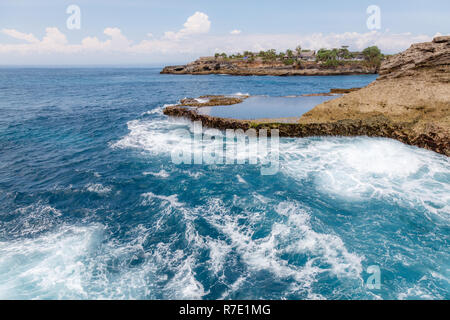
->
[161,57,377,76]
[379,36,450,81]
[177,95,246,107]
[300,36,450,156]
[163,36,450,156]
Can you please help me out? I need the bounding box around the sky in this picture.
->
[0,0,449,65]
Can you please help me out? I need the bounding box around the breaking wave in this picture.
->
[106,108,450,299]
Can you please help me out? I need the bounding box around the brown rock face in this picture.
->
[379,35,450,81]
[301,36,450,156]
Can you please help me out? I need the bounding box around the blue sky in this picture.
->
[0,0,448,64]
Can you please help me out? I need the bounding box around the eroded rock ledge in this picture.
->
[164,102,442,154]
[163,36,450,156]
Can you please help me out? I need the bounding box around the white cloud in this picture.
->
[164,11,211,40]
[41,27,68,46]
[182,12,211,34]
[103,27,132,50]
[1,28,39,43]
[81,36,105,50]
[230,30,241,35]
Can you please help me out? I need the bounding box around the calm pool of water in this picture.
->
[197,95,339,120]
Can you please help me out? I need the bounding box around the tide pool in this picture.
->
[197,95,339,120]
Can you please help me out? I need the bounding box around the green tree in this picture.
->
[316,48,339,67]
[283,58,295,65]
[338,47,352,60]
[362,46,382,68]
[262,49,277,62]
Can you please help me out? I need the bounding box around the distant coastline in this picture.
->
[161,46,383,76]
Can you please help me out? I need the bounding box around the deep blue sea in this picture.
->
[0,68,448,300]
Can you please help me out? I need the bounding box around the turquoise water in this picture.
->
[0,68,448,300]
[197,95,339,120]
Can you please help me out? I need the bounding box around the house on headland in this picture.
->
[299,51,316,61]
[350,52,365,61]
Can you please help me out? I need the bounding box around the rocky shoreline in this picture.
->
[163,36,449,156]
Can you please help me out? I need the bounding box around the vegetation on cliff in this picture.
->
[161,45,382,76]
[213,45,382,65]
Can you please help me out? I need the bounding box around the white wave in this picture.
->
[0,225,104,299]
[195,98,209,104]
[143,169,170,178]
[111,118,194,156]
[141,192,184,208]
[232,92,250,97]
[275,202,363,278]
[163,257,208,299]
[236,174,247,184]
[0,223,190,299]
[3,203,62,237]
[112,117,270,167]
[85,183,112,195]
[183,170,203,179]
[15,203,62,217]
[280,137,450,218]
[141,104,173,116]
[219,275,247,300]
[106,114,450,299]
[115,115,449,220]
[206,238,232,276]
[202,198,363,299]
[397,276,445,300]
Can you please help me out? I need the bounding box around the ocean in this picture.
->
[0,68,448,300]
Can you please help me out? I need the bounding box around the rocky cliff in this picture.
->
[379,35,450,81]
[300,36,450,155]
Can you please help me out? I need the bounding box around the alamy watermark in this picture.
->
[366,265,381,290]
[66,5,81,30]
[170,121,279,175]
[367,5,381,30]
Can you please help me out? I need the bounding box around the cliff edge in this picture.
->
[299,36,450,155]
